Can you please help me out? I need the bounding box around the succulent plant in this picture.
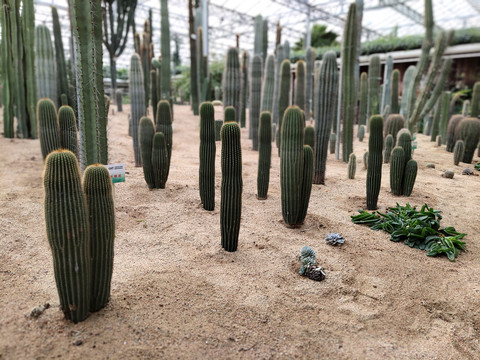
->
[384,134,394,163]
[445,115,464,152]
[139,117,156,189]
[152,132,169,189]
[357,125,365,142]
[199,102,216,210]
[250,55,263,150]
[257,111,272,200]
[155,100,173,179]
[129,54,146,167]
[222,47,241,121]
[366,115,383,210]
[325,233,345,246]
[456,117,480,163]
[390,146,405,196]
[38,98,61,160]
[58,105,78,157]
[402,159,418,196]
[384,114,405,145]
[453,140,465,166]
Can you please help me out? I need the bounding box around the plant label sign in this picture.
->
[107,163,125,183]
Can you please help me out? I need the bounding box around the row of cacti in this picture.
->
[44,150,115,323]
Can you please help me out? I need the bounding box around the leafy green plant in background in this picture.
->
[351,203,466,261]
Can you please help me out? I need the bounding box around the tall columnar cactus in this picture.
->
[38,98,60,160]
[348,153,356,179]
[253,15,263,57]
[453,140,465,165]
[43,150,90,323]
[445,114,464,152]
[82,164,115,312]
[272,44,286,126]
[358,72,368,126]
[139,117,156,189]
[276,59,291,155]
[199,102,216,211]
[280,106,305,227]
[116,90,123,112]
[134,20,153,110]
[156,100,173,179]
[69,0,107,168]
[52,6,68,107]
[329,133,336,154]
[261,54,275,113]
[367,55,381,120]
[390,146,405,196]
[23,0,36,138]
[58,105,78,157]
[294,60,306,112]
[160,0,171,101]
[256,111,272,201]
[1,1,14,138]
[400,65,416,118]
[456,117,480,163]
[439,91,451,143]
[390,69,400,114]
[250,55,263,150]
[304,126,315,148]
[240,51,249,128]
[384,134,394,163]
[262,19,268,64]
[35,24,57,107]
[305,47,315,121]
[188,0,198,114]
[197,26,209,104]
[366,115,383,210]
[220,122,242,252]
[313,51,338,184]
[150,69,158,118]
[402,160,418,196]
[222,47,241,120]
[341,3,357,162]
[384,114,405,145]
[152,132,168,189]
[129,54,146,167]
[470,81,480,118]
[296,145,313,225]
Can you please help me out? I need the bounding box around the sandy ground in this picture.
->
[0,104,479,359]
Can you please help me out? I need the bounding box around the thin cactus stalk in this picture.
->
[305,47,315,121]
[160,0,171,101]
[366,115,383,210]
[35,24,57,107]
[260,54,275,113]
[156,100,173,179]
[341,3,357,162]
[253,15,263,56]
[276,59,291,155]
[240,51,249,129]
[257,111,272,200]
[367,55,381,120]
[1,1,14,138]
[116,90,123,112]
[82,164,115,312]
[313,51,338,184]
[294,60,306,112]
[400,65,416,118]
[58,105,78,157]
[436,135,442,146]
[222,47,241,120]
[38,98,61,160]
[402,159,417,196]
[283,41,290,60]
[139,117,156,189]
[220,122,242,252]
[384,134,394,163]
[43,150,90,323]
[471,81,480,118]
[188,0,199,114]
[23,0,37,138]
[52,6,68,107]
[381,55,393,112]
[439,91,451,143]
[390,146,405,195]
[272,44,286,125]
[152,132,168,188]
[61,94,68,106]
[197,26,208,103]
[199,102,216,210]
[304,126,314,148]
[250,55,263,150]
[136,20,152,110]
[296,145,313,225]
[430,96,443,142]
[358,72,368,126]
[348,153,356,179]
[453,140,465,165]
[390,69,400,114]
[445,114,464,152]
[129,54,146,167]
[456,117,480,163]
[262,19,268,64]
[363,151,368,169]
[150,70,158,119]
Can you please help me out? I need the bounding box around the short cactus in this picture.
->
[384,114,405,145]
[384,134,394,163]
[390,146,405,196]
[58,105,78,157]
[397,130,412,163]
[445,115,464,152]
[38,98,61,160]
[348,153,356,179]
[155,100,173,179]
[116,90,123,112]
[453,140,465,165]
[436,135,442,147]
[456,117,480,163]
[366,115,383,210]
[152,132,169,189]
[304,126,315,148]
[294,60,306,112]
[224,106,236,123]
[257,111,272,200]
[329,133,336,154]
[402,159,418,196]
[296,145,313,225]
[357,125,365,142]
[139,117,156,189]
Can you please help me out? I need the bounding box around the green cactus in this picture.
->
[257,111,272,200]
[214,86,221,101]
[456,117,480,163]
[363,151,368,169]
[150,69,158,119]
[197,26,208,104]
[250,55,263,150]
[222,47,241,120]
[199,102,216,211]
[439,91,451,143]
[224,106,236,123]
[471,82,480,118]
[390,146,405,195]
[43,150,90,323]
[390,69,400,114]
[152,132,169,189]
[453,140,465,165]
[280,106,305,227]
[139,117,156,189]
[58,105,78,157]
[60,94,68,106]
[82,164,115,312]
[297,145,313,225]
[134,20,153,111]
[262,19,268,64]
[397,130,412,163]
[155,100,173,179]
[272,44,286,126]
[23,0,37,138]
[367,55,381,119]
[261,54,275,113]
[313,51,338,184]
[1,2,14,138]
[366,115,383,210]
[35,24,57,106]
[358,72,368,126]
[38,98,60,160]
[402,159,418,197]
[160,0,171,101]
[357,124,365,142]
[254,15,263,57]
[215,120,222,141]
[276,59,291,155]
[305,47,315,121]
[348,153,356,179]
[400,65,416,118]
[341,3,357,162]
[294,60,306,112]
[220,122,243,252]
[52,6,68,107]
[430,96,443,142]
[240,51,248,129]
[304,126,315,148]
[116,90,123,112]
[129,54,146,167]
[384,114,405,145]
[462,100,470,116]
[188,0,198,115]
[381,55,393,112]
[435,135,442,147]
[384,134,394,163]
[329,133,336,154]
[445,114,464,152]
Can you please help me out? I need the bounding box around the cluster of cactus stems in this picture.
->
[199,102,216,210]
[390,130,417,196]
[313,51,338,184]
[44,150,115,323]
[222,47,241,121]
[257,112,272,200]
[294,60,306,112]
[250,55,263,150]
[445,115,464,152]
[129,54,146,166]
[455,117,480,163]
[260,55,275,113]
[366,115,383,210]
[276,59,291,155]
[305,47,315,121]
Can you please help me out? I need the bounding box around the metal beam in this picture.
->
[465,0,480,14]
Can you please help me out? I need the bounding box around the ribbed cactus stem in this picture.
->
[313,51,338,184]
[35,24,57,107]
[384,114,405,145]
[400,65,416,118]
[456,117,480,163]
[367,55,381,120]
[139,117,156,189]
[453,140,465,165]
[129,54,146,167]
[240,51,248,129]
[160,0,171,100]
[23,0,37,138]
[224,106,236,123]
[38,98,61,160]
[220,122,242,252]
[276,59,291,155]
[390,146,405,196]
[222,47,241,120]
[199,102,216,210]
[150,70,158,119]
[366,115,383,210]
[294,60,306,112]
[329,133,336,154]
[348,153,356,179]
[471,82,480,118]
[262,19,268,64]
[304,126,314,148]
[296,145,313,225]
[358,72,368,126]
[381,55,393,112]
[52,6,68,107]
[402,159,417,197]
[397,130,412,163]
[155,100,173,179]
[261,55,275,113]
[58,105,78,157]
[253,15,263,56]
[384,134,394,163]
[257,112,272,200]
[215,120,222,141]
[439,91,451,143]
[82,164,115,312]
[445,115,464,152]
[152,132,168,189]
[305,47,315,121]
[43,150,89,323]
[250,55,263,150]
[272,44,286,126]
[390,69,400,114]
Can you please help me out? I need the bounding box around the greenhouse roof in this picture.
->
[32,0,480,69]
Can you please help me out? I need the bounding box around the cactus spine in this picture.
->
[384,134,394,163]
[240,51,249,128]
[358,72,368,126]
[261,55,275,113]
[390,69,400,114]
[390,146,405,195]
[43,150,90,323]
[58,105,78,157]
[83,164,115,312]
[453,140,465,165]
[220,122,242,252]
[456,117,480,163]
[366,115,383,210]
[348,153,356,179]
[222,47,241,120]
[250,55,263,150]
[305,47,315,121]
[294,60,306,112]
[199,102,216,210]
[367,55,381,119]
[445,114,464,152]
[38,98,60,160]
[276,59,292,155]
[152,132,168,189]
[52,6,68,107]
[341,3,357,162]
[160,0,171,101]
[35,25,57,106]
[471,82,480,118]
[139,117,156,189]
[129,54,145,167]
[313,51,338,184]
[257,111,272,200]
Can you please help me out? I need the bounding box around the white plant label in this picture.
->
[107,163,125,183]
